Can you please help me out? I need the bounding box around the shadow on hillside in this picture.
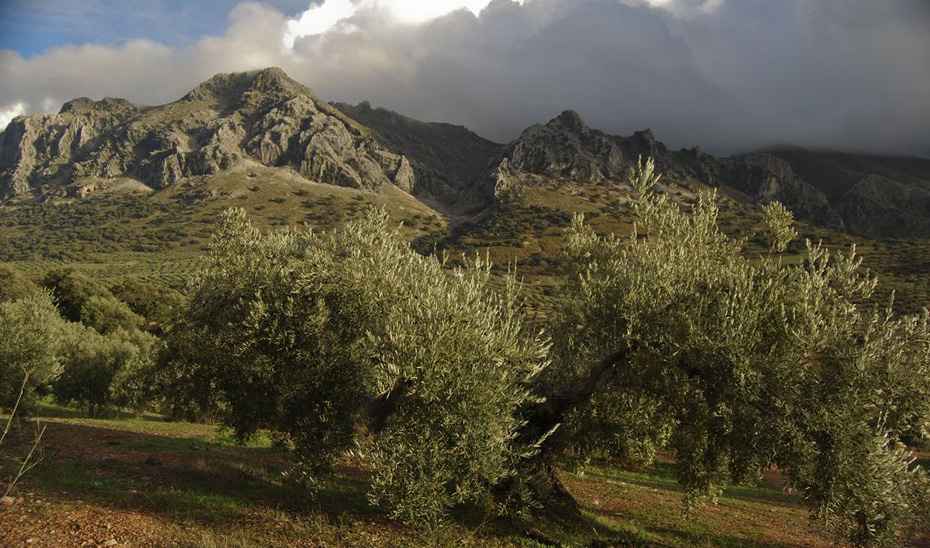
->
[33,401,163,421]
[0,418,659,547]
[1,417,566,543]
[3,415,850,546]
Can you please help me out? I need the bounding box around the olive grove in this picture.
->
[160,159,930,545]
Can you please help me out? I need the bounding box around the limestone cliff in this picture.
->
[482,110,847,230]
[0,68,414,198]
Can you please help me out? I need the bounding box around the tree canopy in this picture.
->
[159,209,549,525]
[545,158,930,545]
[0,290,68,413]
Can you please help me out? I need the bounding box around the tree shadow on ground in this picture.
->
[582,459,803,509]
[0,419,381,528]
[2,415,848,547]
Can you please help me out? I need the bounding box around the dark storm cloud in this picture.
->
[1,0,928,155]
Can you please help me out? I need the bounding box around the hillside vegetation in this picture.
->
[3,160,929,547]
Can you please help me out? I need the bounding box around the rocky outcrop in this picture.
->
[836,174,930,238]
[0,97,139,195]
[482,110,850,231]
[334,101,504,204]
[502,110,626,182]
[497,111,675,185]
[0,67,415,198]
[485,110,703,202]
[720,154,844,228]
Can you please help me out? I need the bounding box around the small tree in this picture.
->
[53,325,157,416]
[0,290,68,497]
[0,291,67,413]
[0,265,41,304]
[109,278,186,328]
[762,201,798,253]
[42,269,116,323]
[79,295,145,335]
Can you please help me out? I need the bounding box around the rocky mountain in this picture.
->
[3,67,930,240]
[719,154,843,229]
[484,110,844,230]
[490,110,665,189]
[0,68,414,199]
[333,101,503,207]
[835,174,930,237]
[760,148,930,238]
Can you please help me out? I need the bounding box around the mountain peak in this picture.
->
[59,97,136,115]
[181,67,311,104]
[549,110,588,133]
[1,67,415,198]
[247,66,304,93]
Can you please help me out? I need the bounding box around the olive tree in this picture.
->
[53,325,157,416]
[160,208,549,525]
[164,164,930,543]
[0,290,68,497]
[0,291,67,413]
[0,265,40,304]
[542,157,930,546]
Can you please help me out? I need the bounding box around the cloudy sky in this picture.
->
[1,0,928,155]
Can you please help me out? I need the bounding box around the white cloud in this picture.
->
[0,0,928,155]
[0,102,26,131]
[640,0,724,16]
[375,0,503,23]
[283,0,527,48]
[284,0,357,47]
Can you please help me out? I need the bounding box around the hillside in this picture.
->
[333,101,504,209]
[762,147,930,237]
[2,67,930,314]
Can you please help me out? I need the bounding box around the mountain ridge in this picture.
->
[3,67,930,238]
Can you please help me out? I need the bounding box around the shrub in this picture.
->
[109,278,186,328]
[0,265,41,304]
[80,295,145,335]
[42,269,114,323]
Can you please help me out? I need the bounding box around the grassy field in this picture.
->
[0,404,850,547]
